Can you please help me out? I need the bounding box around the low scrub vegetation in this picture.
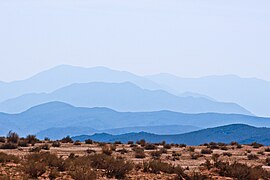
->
[0,133,269,179]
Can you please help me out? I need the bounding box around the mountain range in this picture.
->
[36,125,200,140]
[73,124,270,145]
[0,102,270,137]
[1,65,270,116]
[0,82,251,115]
[146,73,270,116]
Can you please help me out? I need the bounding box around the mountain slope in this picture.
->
[0,65,164,102]
[0,102,269,136]
[0,82,252,115]
[73,124,270,145]
[146,73,270,116]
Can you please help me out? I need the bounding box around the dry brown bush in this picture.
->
[0,152,19,163]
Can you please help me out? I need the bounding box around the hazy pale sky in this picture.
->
[0,0,270,82]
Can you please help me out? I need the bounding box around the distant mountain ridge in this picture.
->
[0,65,165,102]
[73,124,270,145]
[0,102,269,136]
[146,73,270,116]
[36,125,201,140]
[0,82,251,115]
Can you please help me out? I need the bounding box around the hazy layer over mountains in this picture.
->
[1,65,270,116]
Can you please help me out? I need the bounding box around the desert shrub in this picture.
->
[247,154,259,160]
[179,144,187,148]
[246,150,251,153]
[237,144,242,149]
[102,146,113,156]
[0,136,5,143]
[201,148,213,154]
[189,172,209,180]
[0,142,18,149]
[223,152,232,157]
[26,152,67,171]
[266,158,270,166]
[265,147,270,152]
[127,141,134,145]
[134,148,146,159]
[230,141,239,146]
[143,160,188,178]
[150,150,162,159]
[163,144,171,149]
[104,158,133,178]
[85,148,95,154]
[172,151,182,157]
[26,135,38,144]
[98,142,106,147]
[217,142,227,146]
[73,140,81,146]
[49,168,60,179]
[69,167,97,180]
[137,139,146,146]
[116,148,128,154]
[144,143,157,150]
[85,139,93,144]
[203,159,212,170]
[221,146,228,151]
[22,161,47,178]
[61,136,73,143]
[114,141,122,144]
[18,140,28,147]
[69,153,76,159]
[214,161,270,179]
[212,154,220,163]
[6,131,19,143]
[52,141,61,147]
[188,147,195,152]
[111,144,117,151]
[143,160,174,174]
[89,154,133,179]
[250,142,263,148]
[40,143,50,150]
[257,151,265,155]
[159,148,167,154]
[0,152,19,163]
[190,153,202,160]
[29,146,41,152]
[44,137,50,141]
[208,144,219,150]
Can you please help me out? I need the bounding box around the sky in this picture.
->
[0,0,270,82]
